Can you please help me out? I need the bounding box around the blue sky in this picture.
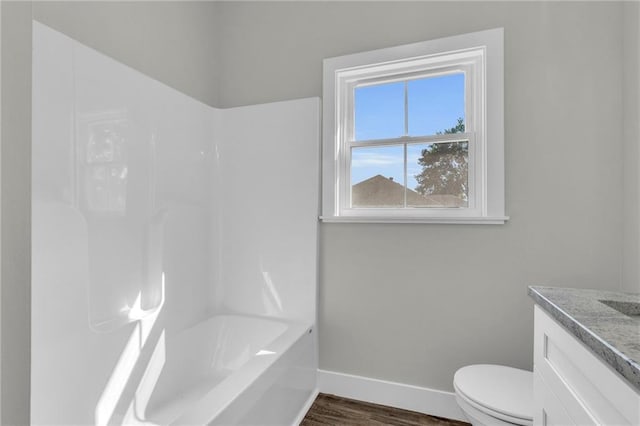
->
[352,73,464,190]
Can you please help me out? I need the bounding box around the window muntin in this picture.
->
[322,28,506,224]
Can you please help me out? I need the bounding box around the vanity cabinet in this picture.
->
[533,305,640,426]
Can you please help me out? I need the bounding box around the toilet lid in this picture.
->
[454,364,533,422]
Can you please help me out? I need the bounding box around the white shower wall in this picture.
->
[216,100,320,324]
[32,21,318,425]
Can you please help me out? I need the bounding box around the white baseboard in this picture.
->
[291,388,320,426]
[317,369,467,422]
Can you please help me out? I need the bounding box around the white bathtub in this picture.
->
[140,314,316,425]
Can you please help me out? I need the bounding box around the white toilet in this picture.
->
[453,364,533,426]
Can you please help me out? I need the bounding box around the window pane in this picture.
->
[354,82,404,141]
[408,73,465,137]
[407,141,468,207]
[351,145,404,207]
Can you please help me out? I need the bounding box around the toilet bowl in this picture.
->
[453,364,533,426]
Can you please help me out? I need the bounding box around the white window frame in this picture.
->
[321,28,507,224]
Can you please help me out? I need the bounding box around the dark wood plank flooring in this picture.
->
[300,393,470,426]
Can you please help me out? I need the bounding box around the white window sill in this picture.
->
[319,216,510,225]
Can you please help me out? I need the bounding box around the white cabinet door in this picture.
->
[533,305,640,426]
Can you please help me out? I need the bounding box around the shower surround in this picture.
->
[31,21,319,425]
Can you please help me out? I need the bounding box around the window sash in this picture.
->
[347,65,474,142]
[341,133,477,215]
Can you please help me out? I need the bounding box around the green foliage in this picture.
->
[438,117,466,135]
[414,118,468,199]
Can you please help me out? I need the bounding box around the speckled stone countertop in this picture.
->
[528,286,640,392]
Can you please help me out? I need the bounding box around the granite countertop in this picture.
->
[528,286,640,392]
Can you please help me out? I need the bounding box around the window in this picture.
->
[321,28,507,224]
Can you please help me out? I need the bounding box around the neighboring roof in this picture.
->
[352,174,465,208]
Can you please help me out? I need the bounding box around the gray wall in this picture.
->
[33,1,220,107]
[216,1,629,391]
[623,1,640,294]
[1,3,32,424]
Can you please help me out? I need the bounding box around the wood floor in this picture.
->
[300,393,471,426]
